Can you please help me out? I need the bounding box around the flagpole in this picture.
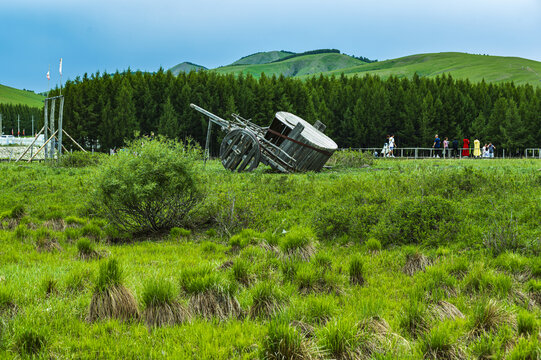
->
[59,58,63,96]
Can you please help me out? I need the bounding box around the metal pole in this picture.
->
[44,100,48,160]
[57,96,64,156]
[0,113,2,136]
[17,114,20,138]
[32,115,34,137]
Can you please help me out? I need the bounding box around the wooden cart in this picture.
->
[191,104,337,173]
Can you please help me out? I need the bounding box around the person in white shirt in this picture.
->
[388,134,395,157]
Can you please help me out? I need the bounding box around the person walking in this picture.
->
[488,142,496,158]
[388,134,396,157]
[452,139,459,158]
[443,137,449,158]
[433,134,442,158]
[462,138,470,157]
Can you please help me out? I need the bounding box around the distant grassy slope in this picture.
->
[0,84,44,108]
[169,62,207,76]
[321,52,541,86]
[214,53,365,78]
[231,51,294,65]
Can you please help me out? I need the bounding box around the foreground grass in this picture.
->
[0,158,539,358]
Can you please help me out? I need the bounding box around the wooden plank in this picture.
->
[15,127,45,162]
[27,130,58,163]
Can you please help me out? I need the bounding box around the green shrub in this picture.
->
[93,137,203,233]
[312,252,333,272]
[58,151,107,167]
[205,228,217,237]
[328,149,374,167]
[281,259,300,281]
[373,196,457,246]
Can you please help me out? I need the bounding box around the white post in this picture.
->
[17,114,20,138]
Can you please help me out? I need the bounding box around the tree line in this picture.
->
[45,69,541,154]
[0,104,42,136]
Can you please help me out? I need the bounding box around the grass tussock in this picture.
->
[319,318,359,360]
[231,258,256,286]
[0,288,17,316]
[420,322,466,360]
[468,299,516,337]
[180,268,241,320]
[428,300,464,322]
[87,259,139,322]
[43,218,66,231]
[76,237,103,260]
[141,279,190,329]
[262,320,319,360]
[403,250,431,276]
[280,226,317,261]
[296,264,344,296]
[249,282,286,319]
[14,330,46,357]
[399,300,430,338]
[349,256,365,286]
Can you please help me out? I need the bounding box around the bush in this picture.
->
[327,149,374,168]
[373,196,457,246]
[93,137,204,233]
[58,151,106,167]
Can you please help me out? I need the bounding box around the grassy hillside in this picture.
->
[214,52,365,78]
[321,52,541,86]
[0,84,45,108]
[230,50,294,65]
[169,62,207,76]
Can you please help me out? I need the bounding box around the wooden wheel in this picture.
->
[220,129,261,172]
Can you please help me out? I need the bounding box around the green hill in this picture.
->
[0,84,45,108]
[169,62,207,76]
[320,52,541,86]
[214,52,365,78]
[230,51,294,65]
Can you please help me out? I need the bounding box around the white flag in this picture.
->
[59,58,63,76]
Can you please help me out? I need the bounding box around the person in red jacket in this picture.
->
[462,138,470,157]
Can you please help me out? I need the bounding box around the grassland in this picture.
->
[0,155,540,358]
[0,84,45,108]
[213,53,365,78]
[231,51,294,66]
[301,52,541,86]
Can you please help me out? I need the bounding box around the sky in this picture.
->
[1,0,540,92]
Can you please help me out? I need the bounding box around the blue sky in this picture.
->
[1,0,540,92]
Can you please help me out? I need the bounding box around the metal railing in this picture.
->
[525,148,541,159]
[340,147,508,159]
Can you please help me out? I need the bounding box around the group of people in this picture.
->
[379,134,396,157]
[433,134,495,158]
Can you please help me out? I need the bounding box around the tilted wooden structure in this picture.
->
[190,104,337,173]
